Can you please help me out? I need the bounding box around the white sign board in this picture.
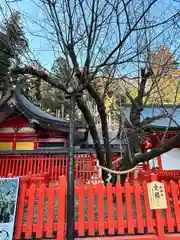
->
[0,178,20,240]
[147,181,167,210]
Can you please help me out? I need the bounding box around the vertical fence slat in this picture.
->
[36,184,46,238]
[88,184,95,236]
[78,183,85,236]
[134,182,144,233]
[97,183,105,235]
[116,181,124,234]
[63,156,65,175]
[62,156,65,176]
[170,180,180,231]
[57,176,66,239]
[7,158,12,177]
[52,155,55,180]
[36,156,38,174]
[107,182,114,235]
[11,158,15,175]
[14,181,27,239]
[48,156,51,180]
[1,157,5,176]
[163,181,174,232]
[0,157,4,176]
[29,157,33,174]
[56,157,59,179]
[27,156,30,174]
[44,155,47,174]
[40,155,43,172]
[14,158,19,176]
[53,156,56,180]
[18,156,23,176]
[46,184,55,238]
[22,157,26,176]
[25,184,36,239]
[142,181,154,233]
[154,209,165,236]
[125,181,134,234]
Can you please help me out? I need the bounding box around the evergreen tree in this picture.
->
[0,11,28,97]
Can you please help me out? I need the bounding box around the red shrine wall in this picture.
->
[0,115,68,151]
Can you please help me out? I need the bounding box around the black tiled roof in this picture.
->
[0,85,86,133]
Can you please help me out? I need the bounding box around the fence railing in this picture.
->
[0,154,98,184]
[14,175,180,239]
[0,154,120,185]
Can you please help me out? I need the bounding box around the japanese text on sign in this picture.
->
[147,181,167,209]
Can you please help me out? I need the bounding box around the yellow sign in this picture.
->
[147,181,167,209]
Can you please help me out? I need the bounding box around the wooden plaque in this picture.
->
[147,181,167,209]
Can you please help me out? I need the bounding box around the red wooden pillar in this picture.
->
[12,132,17,150]
[34,134,38,150]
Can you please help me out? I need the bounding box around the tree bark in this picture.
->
[75,71,113,171]
[85,83,113,170]
[76,97,108,181]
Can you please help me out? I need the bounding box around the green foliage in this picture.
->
[0,10,28,96]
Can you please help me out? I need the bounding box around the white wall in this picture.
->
[149,157,159,169]
[161,148,180,170]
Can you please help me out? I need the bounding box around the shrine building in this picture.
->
[0,85,87,152]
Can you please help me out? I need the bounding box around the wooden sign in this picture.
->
[147,181,167,210]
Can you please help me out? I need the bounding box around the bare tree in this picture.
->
[6,0,180,183]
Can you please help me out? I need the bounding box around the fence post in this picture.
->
[14,179,28,239]
[57,176,66,239]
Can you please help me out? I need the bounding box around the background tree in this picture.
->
[0,10,28,97]
[5,0,180,183]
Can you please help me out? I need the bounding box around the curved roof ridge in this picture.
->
[14,85,70,125]
[0,84,86,132]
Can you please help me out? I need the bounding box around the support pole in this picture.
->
[67,92,75,240]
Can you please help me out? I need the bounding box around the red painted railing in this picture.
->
[0,154,98,184]
[0,154,120,184]
[13,176,180,239]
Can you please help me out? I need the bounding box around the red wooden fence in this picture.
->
[13,176,180,239]
[0,154,120,184]
[0,154,98,184]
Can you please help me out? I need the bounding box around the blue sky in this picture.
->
[3,0,56,70]
[0,0,180,73]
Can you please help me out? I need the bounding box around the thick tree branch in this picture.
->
[133,133,180,165]
[76,97,106,171]
[11,66,68,93]
[139,114,167,128]
[75,71,113,169]
[85,83,112,169]
[130,68,152,127]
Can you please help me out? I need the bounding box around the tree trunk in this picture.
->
[76,97,108,181]
[98,103,113,169]
[85,83,113,170]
